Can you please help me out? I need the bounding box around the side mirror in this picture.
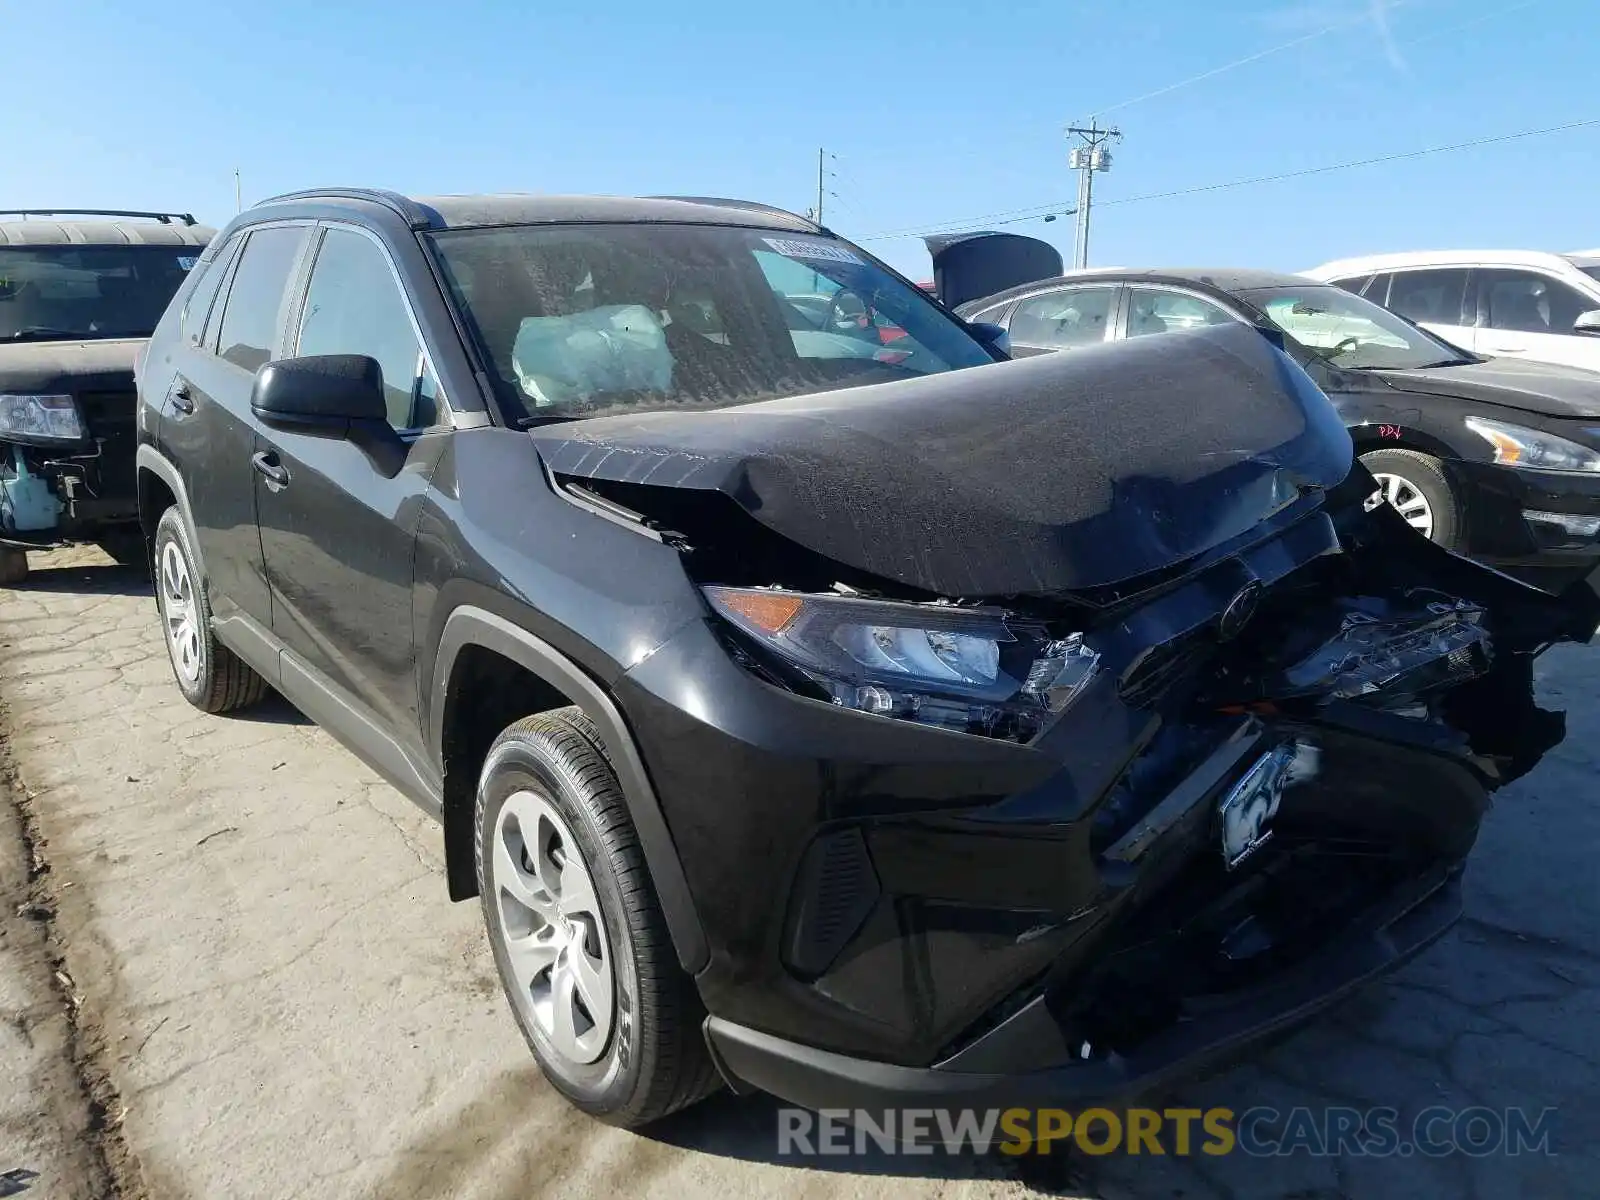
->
[250,354,405,477]
[1573,310,1600,336]
[968,321,1011,357]
[251,354,388,435]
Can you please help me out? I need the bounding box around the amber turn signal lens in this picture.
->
[706,588,805,633]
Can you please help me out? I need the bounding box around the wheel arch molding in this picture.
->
[430,604,709,975]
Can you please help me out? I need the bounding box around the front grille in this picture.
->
[72,389,137,500]
[1118,629,1217,709]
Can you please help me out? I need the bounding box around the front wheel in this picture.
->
[1359,448,1462,549]
[475,707,718,1127]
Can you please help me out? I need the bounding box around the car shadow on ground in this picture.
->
[10,561,153,598]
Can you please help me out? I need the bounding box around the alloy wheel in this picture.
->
[491,790,615,1065]
[1371,471,1435,540]
[159,540,202,684]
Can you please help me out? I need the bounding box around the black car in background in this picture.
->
[134,189,1592,1128]
[942,245,1600,592]
[0,210,215,582]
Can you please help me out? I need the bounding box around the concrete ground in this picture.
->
[0,545,1595,1199]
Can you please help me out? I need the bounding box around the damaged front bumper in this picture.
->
[611,465,1592,1112]
[706,864,1463,1113]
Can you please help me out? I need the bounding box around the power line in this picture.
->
[856,116,1600,242]
[1089,0,1421,119]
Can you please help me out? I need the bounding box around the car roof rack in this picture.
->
[0,209,198,226]
[256,187,442,229]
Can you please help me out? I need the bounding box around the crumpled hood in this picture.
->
[530,324,1355,598]
[1373,355,1600,418]
[0,338,142,393]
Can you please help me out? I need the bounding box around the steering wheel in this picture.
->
[1326,335,1361,359]
[826,289,873,336]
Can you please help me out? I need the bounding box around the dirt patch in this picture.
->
[1,711,138,1199]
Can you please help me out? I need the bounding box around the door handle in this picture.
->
[168,381,195,415]
[251,451,290,490]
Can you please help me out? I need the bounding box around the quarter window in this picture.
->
[215,226,307,373]
[1479,270,1594,335]
[182,235,241,348]
[296,228,436,430]
[1009,287,1115,350]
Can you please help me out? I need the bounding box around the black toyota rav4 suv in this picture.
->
[136,188,1596,1129]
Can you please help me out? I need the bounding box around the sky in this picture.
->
[7,0,1596,280]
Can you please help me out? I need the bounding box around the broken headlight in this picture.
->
[1273,601,1491,703]
[0,394,85,444]
[703,586,1099,741]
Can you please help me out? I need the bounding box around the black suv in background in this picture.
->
[135,188,1594,1129]
[0,210,214,582]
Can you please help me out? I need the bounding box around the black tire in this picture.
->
[97,530,149,571]
[475,707,718,1128]
[153,506,270,713]
[0,547,28,585]
[1359,448,1462,549]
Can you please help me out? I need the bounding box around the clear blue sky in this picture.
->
[9,0,1595,279]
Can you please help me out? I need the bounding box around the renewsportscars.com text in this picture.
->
[776,1105,1557,1158]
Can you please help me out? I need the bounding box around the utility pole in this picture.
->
[1065,120,1121,269]
[234,168,242,213]
[815,148,827,224]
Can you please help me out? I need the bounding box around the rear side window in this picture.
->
[1386,269,1469,326]
[215,226,307,373]
[1361,274,1392,305]
[181,235,241,348]
[1010,287,1115,350]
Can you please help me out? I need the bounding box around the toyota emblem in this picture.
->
[1218,581,1263,642]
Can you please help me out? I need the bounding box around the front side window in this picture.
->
[1125,288,1235,339]
[1479,270,1594,335]
[1240,284,1471,370]
[297,228,435,429]
[428,223,993,420]
[215,226,307,373]
[0,245,205,342]
[1008,287,1115,350]
[1386,269,1469,326]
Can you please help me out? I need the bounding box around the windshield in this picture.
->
[428,223,995,420]
[0,246,201,341]
[1576,263,1600,286]
[1240,283,1472,370]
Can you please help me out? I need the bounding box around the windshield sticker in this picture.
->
[177,256,199,271]
[762,237,864,266]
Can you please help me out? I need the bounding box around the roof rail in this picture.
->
[0,208,198,226]
[254,187,443,230]
[648,196,816,226]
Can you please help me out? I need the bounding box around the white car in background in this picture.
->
[1303,250,1600,373]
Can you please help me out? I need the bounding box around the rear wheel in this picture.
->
[0,547,27,585]
[1360,449,1461,548]
[154,507,270,713]
[475,707,718,1127]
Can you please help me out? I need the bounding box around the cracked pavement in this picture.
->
[1,546,1595,1199]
